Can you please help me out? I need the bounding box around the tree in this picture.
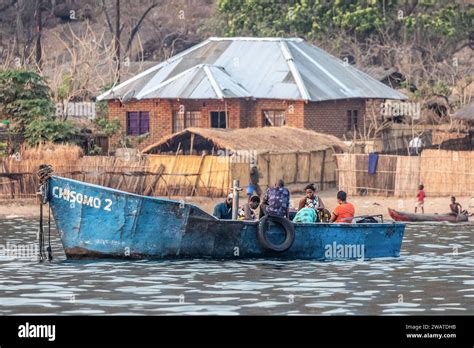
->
[0,69,80,146]
[24,118,78,146]
[217,0,473,123]
[0,70,54,131]
[101,0,159,81]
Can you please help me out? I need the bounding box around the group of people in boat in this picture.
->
[213,179,355,223]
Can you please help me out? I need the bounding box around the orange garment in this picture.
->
[333,202,355,223]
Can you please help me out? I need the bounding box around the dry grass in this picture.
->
[19,143,84,161]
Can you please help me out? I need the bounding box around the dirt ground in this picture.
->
[1,189,473,220]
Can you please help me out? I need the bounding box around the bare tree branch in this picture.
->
[124,2,158,54]
[101,0,114,35]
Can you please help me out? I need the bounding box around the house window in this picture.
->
[127,111,149,135]
[172,111,201,133]
[210,111,227,128]
[347,110,358,131]
[263,110,285,126]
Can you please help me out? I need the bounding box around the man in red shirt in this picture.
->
[330,191,355,223]
[415,184,425,214]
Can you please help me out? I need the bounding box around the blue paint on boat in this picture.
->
[48,176,405,260]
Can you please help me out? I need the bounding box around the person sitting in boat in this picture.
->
[329,191,355,223]
[298,183,325,210]
[293,207,317,223]
[264,179,290,218]
[238,195,261,221]
[213,193,233,220]
[297,183,325,221]
[450,196,462,215]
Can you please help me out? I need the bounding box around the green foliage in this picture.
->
[56,74,73,100]
[118,135,133,149]
[0,142,7,157]
[95,117,121,137]
[24,119,79,146]
[218,0,472,42]
[88,145,103,156]
[95,101,109,120]
[0,70,55,132]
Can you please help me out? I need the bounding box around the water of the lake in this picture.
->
[0,217,472,315]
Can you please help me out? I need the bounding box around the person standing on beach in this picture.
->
[249,165,262,197]
[415,184,425,214]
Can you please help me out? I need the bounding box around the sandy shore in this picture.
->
[1,189,473,220]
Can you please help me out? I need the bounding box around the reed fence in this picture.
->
[336,150,474,197]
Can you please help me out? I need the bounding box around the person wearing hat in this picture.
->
[213,193,234,220]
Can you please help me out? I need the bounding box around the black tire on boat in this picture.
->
[257,215,295,252]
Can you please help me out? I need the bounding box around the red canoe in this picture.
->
[388,208,469,223]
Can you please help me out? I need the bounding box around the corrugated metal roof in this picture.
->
[97,37,407,102]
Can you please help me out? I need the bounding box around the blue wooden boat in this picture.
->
[46,176,405,260]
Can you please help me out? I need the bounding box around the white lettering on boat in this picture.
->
[52,186,112,211]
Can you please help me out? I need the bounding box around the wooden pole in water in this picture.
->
[232,179,240,220]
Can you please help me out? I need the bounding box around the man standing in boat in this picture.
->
[262,179,290,218]
[213,193,233,220]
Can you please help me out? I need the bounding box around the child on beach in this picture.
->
[415,184,425,214]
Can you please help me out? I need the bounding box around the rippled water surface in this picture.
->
[0,217,472,315]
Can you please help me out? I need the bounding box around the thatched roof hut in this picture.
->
[453,102,474,122]
[142,127,348,155]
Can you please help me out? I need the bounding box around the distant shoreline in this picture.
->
[1,190,472,220]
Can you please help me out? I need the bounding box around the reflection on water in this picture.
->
[0,218,472,315]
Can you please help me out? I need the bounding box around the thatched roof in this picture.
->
[142,127,348,154]
[453,102,474,122]
[361,66,400,81]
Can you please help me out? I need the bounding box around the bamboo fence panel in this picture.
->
[420,150,474,196]
[148,155,232,197]
[336,151,474,197]
[335,154,357,195]
[394,156,421,197]
[296,152,310,183]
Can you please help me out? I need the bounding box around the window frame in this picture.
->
[172,110,202,133]
[126,111,150,136]
[210,111,227,129]
[262,110,285,127]
[347,110,359,131]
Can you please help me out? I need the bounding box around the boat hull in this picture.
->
[48,176,405,260]
[388,208,468,223]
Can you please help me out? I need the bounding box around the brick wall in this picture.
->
[107,97,366,150]
[108,99,242,150]
[304,99,366,138]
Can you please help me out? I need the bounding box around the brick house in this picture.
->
[97,37,407,150]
